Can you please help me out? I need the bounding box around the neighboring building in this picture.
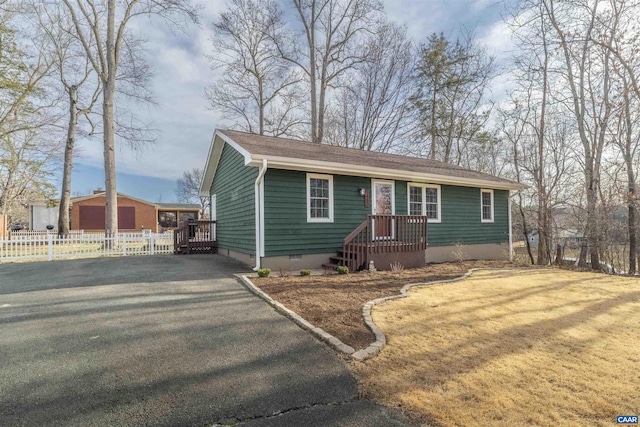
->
[70,192,200,233]
[28,200,60,230]
[200,129,525,270]
[27,192,199,233]
[156,203,202,231]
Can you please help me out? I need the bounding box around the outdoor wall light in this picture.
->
[358,187,366,196]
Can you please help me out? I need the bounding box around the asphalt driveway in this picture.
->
[0,255,407,426]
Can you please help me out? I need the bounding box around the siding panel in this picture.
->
[264,170,371,256]
[210,144,257,254]
[425,185,509,246]
[263,170,509,256]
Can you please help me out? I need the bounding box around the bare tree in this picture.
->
[206,0,303,137]
[610,73,640,274]
[32,3,101,235]
[280,0,383,143]
[61,0,198,236]
[0,129,59,222]
[0,7,60,222]
[505,2,555,265]
[592,0,640,273]
[540,0,619,270]
[324,20,416,152]
[175,168,207,217]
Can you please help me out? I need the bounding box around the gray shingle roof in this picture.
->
[220,129,521,188]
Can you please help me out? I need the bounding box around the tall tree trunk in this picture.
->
[58,85,78,236]
[317,72,327,144]
[520,205,535,265]
[578,242,588,268]
[536,25,550,266]
[258,78,264,135]
[308,2,318,143]
[430,78,437,160]
[104,0,118,236]
[623,86,637,275]
[586,179,600,270]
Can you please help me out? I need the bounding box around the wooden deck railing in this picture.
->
[342,215,428,272]
[174,220,217,254]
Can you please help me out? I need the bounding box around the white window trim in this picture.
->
[307,173,334,223]
[407,183,441,223]
[481,188,494,223]
[371,179,396,214]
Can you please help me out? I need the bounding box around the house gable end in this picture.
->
[210,143,257,255]
[200,131,253,197]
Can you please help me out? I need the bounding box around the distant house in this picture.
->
[200,129,525,271]
[29,192,200,233]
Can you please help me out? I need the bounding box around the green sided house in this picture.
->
[200,129,525,271]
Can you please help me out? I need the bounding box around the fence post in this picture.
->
[150,233,155,255]
[122,234,127,256]
[47,234,53,261]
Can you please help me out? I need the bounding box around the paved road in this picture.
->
[0,255,408,426]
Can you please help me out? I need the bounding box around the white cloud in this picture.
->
[76,0,516,186]
[75,0,226,181]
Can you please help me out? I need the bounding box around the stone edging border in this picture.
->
[237,267,541,362]
[236,274,356,355]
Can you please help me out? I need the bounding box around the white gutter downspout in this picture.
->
[253,159,267,270]
[508,190,513,262]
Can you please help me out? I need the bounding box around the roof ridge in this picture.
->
[220,129,471,172]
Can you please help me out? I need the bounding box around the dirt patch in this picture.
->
[251,260,511,350]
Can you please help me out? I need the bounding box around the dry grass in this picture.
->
[251,260,509,350]
[350,269,640,427]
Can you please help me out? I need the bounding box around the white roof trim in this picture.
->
[200,130,253,196]
[247,156,526,191]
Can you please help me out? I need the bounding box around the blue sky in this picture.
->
[68,0,511,202]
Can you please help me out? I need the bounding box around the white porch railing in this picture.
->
[0,232,174,262]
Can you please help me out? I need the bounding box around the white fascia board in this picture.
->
[215,130,253,164]
[247,156,526,191]
[199,130,255,197]
[199,132,219,196]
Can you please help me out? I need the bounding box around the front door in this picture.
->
[372,180,395,239]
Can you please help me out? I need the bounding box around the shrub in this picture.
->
[300,269,312,276]
[257,268,271,278]
[336,266,349,275]
[390,261,404,272]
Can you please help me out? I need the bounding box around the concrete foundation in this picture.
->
[218,242,510,271]
[219,247,334,271]
[369,250,426,271]
[427,242,510,263]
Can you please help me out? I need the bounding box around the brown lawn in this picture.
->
[350,269,640,427]
[251,260,509,350]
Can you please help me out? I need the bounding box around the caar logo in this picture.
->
[617,416,639,425]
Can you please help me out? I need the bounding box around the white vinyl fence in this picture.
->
[9,230,97,241]
[0,232,174,262]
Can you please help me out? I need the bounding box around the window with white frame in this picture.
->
[407,183,441,222]
[307,174,333,222]
[481,189,494,222]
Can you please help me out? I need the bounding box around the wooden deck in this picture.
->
[337,215,428,271]
[174,220,217,254]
